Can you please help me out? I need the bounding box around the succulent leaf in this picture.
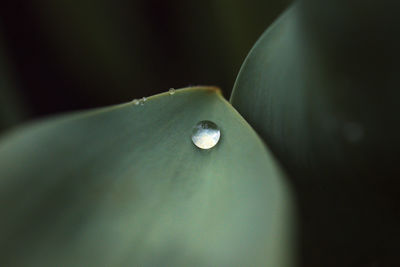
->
[230,4,400,266]
[0,87,295,266]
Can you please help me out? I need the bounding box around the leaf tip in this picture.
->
[188,85,222,95]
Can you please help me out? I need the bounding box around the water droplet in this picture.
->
[140,97,147,105]
[168,88,175,95]
[342,122,364,143]
[132,99,140,105]
[191,120,220,149]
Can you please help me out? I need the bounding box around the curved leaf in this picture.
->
[230,4,400,266]
[0,87,295,266]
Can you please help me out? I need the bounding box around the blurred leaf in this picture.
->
[0,30,28,132]
[1,0,291,116]
[0,87,294,266]
[32,0,141,102]
[230,3,400,266]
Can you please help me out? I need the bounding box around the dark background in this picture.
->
[0,0,291,132]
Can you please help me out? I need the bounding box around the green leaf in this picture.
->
[0,87,294,266]
[230,4,400,266]
[231,3,400,178]
[230,5,318,175]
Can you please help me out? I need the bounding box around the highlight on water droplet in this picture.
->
[132,99,140,105]
[168,88,175,95]
[191,120,221,150]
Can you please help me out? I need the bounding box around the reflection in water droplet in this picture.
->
[342,122,364,143]
[191,121,220,149]
[132,99,140,105]
[169,88,175,95]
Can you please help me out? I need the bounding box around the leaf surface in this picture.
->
[0,87,294,266]
[230,4,400,266]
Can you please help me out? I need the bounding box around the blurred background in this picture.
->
[0,0,291,133]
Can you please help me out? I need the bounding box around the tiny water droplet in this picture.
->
[140,97,147,105]
[132,99,140,105]
[191,120,220,149]
[168,88,175,95]
[342,122,364,143]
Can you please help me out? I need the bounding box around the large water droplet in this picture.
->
[132,99,140,105]
[169,88,175,95]
[191,121,220,149]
